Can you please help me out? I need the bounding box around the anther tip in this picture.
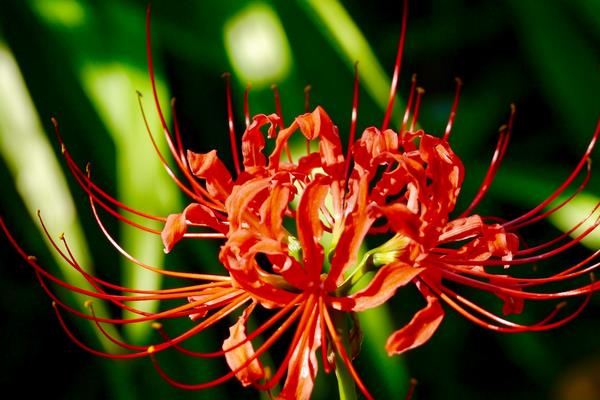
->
[27,255,37,262]
[221,72,231,79]
[151,322,162,330]
[556,301,567,310]
[84,300,93,308]
[60,143,66,154]
[136,90,143,98]
[147,345,156,354]
[498,124,508,133]
[58,232,65,240]
[455,77,463,86]
[51,117,58,127]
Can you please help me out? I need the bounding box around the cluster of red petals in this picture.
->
[159,98,600,397]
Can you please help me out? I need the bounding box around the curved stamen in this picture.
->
[244,82,251,128]
[400,73,417,134]
[148,294,307,390]
[254,294,318,392]
[53,118,166,224]
[504,117,600,230]
[442,77,463,141]
[460,105,514,217]
[409,87,425,132]
[88,192,228,280]
[271,84,293,163]
[381,0,409,131]
[223,73,242,175]
[345,62,360,182]
[153,293,303,358]
[137,93,222,207]
[170,98,188,169]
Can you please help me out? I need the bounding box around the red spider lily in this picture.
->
[2,0,600,399]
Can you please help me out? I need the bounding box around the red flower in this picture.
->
[2,1,600,399]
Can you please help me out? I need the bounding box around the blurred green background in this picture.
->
[0,0,599,399]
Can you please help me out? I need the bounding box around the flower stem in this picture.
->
[333,311,357,400]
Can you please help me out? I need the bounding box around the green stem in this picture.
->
[332,311,358,400]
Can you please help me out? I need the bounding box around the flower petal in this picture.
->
[385,281,444,355]
[160,203,227,253]
[330,262,423,312]
[296,106,345,180]
[296,175,329,280]
[242,113,279,170]
[223,302,265,386]
[187,149,233,202]
[277,302,321,400]
[327,174,374,288]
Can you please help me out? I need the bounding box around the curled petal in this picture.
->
[385,281,444,355]
[161,203,227,253]
[187,150,233,202]
[296,106,345,179]
[223,302,265,386]
[352,127,398,172]
[242,113,280,170]
[161,213,187,253]
[438,215,485,243]
[188,289,240,321]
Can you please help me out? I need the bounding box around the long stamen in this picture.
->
[244,83,251,128]
[401,73,417,134]
[381,0,409,131]
[409,87,425,132]
[459,106,515,217]
[504,116,600,229]
[223,73,242,175]
[149,295,306,390]
[304,85,312,155]
[442,77,463,141]
[318,296,333,374]
[146,5,173,144]
[88,190,227,280]
[170,98,189,169]
[271,84,293,163]
[137,93,219,206]
[154,294,303,358]
[52,118,166,224]
[304,84,312,113]
[254,294,318,391]
[345,62,360,181]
